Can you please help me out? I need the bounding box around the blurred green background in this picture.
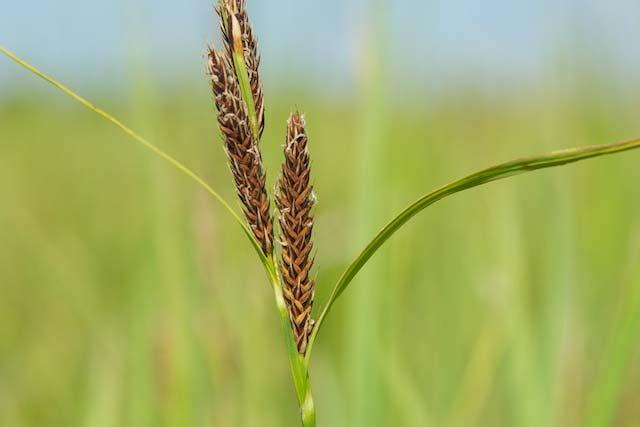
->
[1,1,640,426]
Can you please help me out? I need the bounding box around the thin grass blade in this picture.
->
[0,46,270,270]
[306,136,640,358]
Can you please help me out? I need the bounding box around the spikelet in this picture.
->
[277,113,316,353]
[208,48,273,254]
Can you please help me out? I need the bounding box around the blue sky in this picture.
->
[1,0,639,93]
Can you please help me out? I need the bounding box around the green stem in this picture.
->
[301,387,316,427]
[267,255,316,426]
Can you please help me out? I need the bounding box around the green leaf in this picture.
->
[306,136,640,359]
[0,46,270,269]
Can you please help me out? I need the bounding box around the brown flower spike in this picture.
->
[277,113,316,354]
[207,48,273,255]
[217,0,265,138]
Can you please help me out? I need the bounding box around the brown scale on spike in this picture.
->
[217,0,265,138]
[207,48,273,255]
[277,113,316,354]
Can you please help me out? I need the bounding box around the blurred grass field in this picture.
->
[1,79,639,426]
[2,12,640,423]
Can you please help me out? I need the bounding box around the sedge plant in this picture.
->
[2,1,640,425]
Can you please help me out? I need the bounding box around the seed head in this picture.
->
[208,48,273,255]
[277,113,316,354]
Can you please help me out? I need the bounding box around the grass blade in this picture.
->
[306,136,640,358]
[0,46,269,269]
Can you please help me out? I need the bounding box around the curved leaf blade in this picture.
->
[0,46,270,269]
[306,136,640,359]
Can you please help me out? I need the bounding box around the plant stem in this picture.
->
[301,386,316,427]
[266,255,316,426]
